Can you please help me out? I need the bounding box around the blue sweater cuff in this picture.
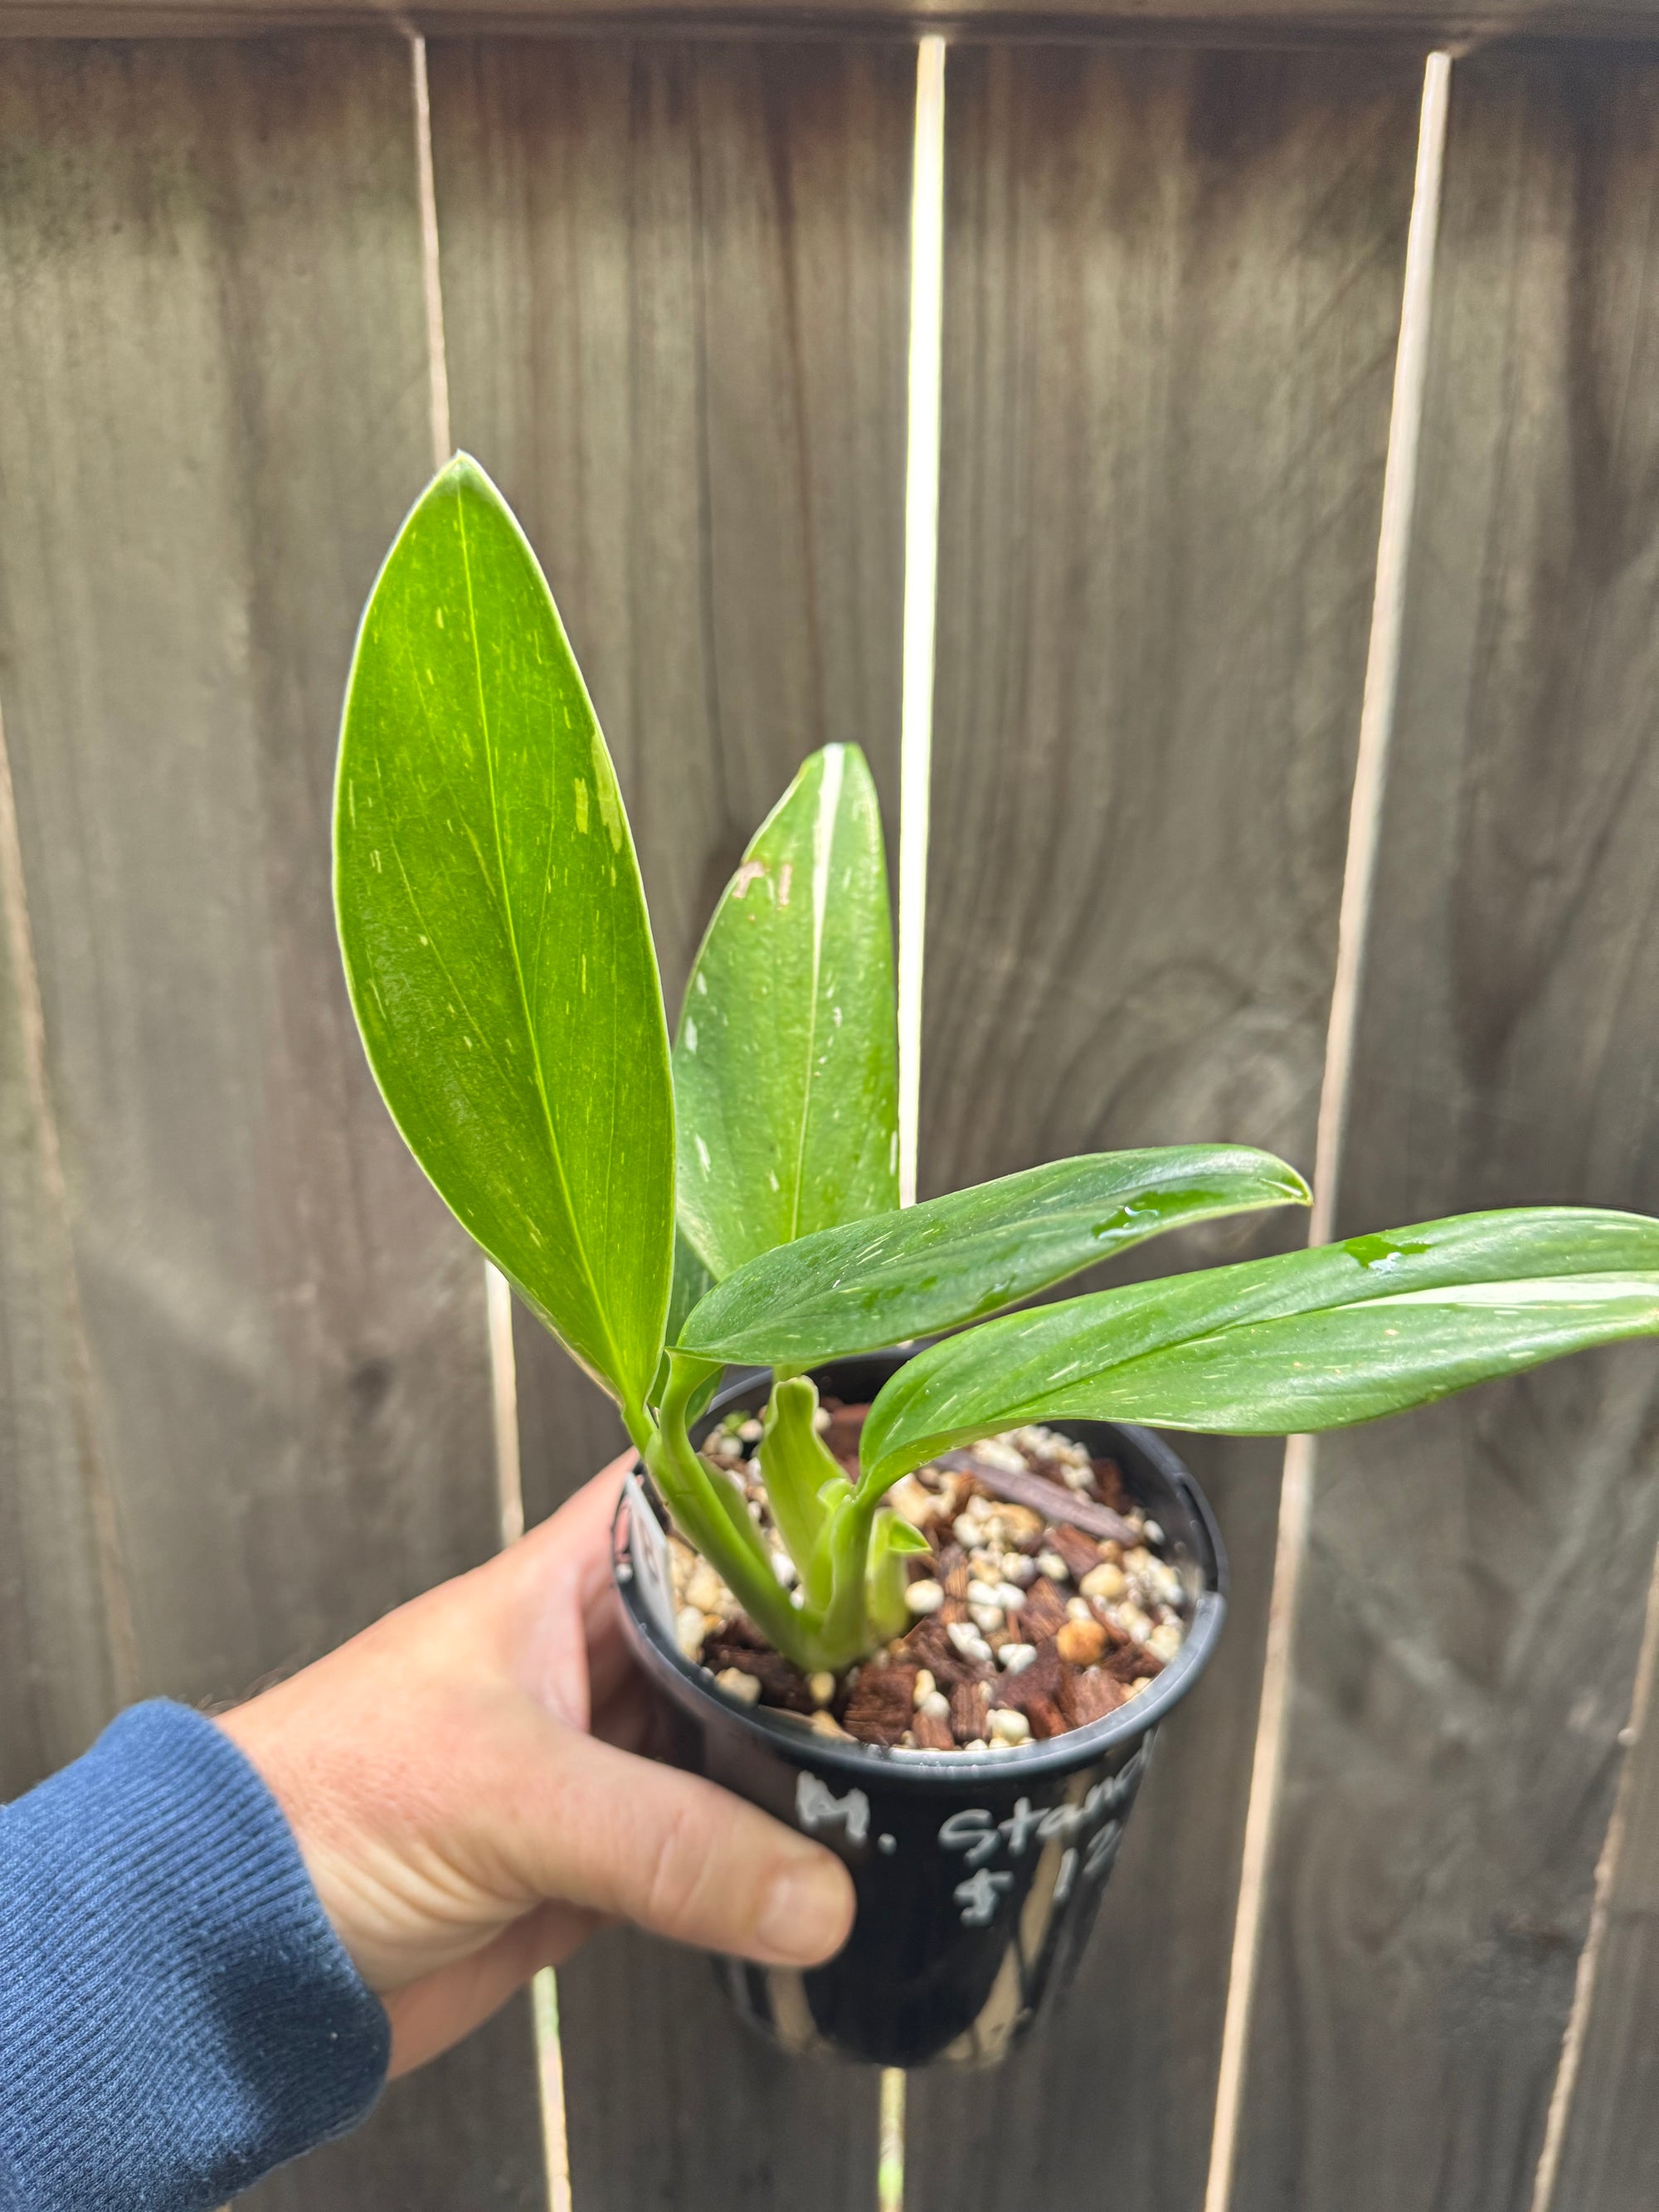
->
[0,1700,390,2210]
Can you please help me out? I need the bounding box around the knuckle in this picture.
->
[640,1797,718,1934]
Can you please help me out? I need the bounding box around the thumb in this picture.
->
[503,1718,854,1968]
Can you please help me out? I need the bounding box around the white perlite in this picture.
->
[684,1414,1194,1757]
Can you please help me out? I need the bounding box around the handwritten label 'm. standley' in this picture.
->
[795,1772,870,1845]
[937,1757,1144,1925]
[791,1751,1146,1927]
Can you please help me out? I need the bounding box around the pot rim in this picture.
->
[612,1354,1228,1791]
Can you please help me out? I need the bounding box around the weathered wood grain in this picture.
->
[428,30,909,1516]
[555,1930,893,2208]
[9,2,1659,50]
[429,33,910,2207]
[904,46,1420,2212]
[1546,1581,1659,2212]
[1230,48,1659,2212]
[0,36,542,2203]
[0,731,127,1800]
[508,1294,630,1537]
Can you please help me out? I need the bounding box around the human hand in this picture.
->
[219,1455,854,2077]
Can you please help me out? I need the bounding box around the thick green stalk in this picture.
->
[647,1354,811,1665]
[814,1491,882,1673]
[866,1509,927,1644]
[805,1475,854,1622]
[759,1377,847,1612]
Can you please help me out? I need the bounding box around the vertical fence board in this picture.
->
[1549,1587,1659,2211]
[904,46,1421,2212]
[1232,48,1659,2212]
[430,34,912,2209]
[0,770,121,1797]
[0,36,543,2205]
[1522,63,1659,2205]
[431,35,911,1543]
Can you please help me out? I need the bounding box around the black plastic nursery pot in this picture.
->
[612,1350,1227,2070]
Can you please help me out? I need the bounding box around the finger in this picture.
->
[589,1667,655,1757]
[512,1449,636,1568]
[383,1900,599,2077]
[504,1720,853,1967]
[581,1577,637,1721]
[505,1453,639,1728]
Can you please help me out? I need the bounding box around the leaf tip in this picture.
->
[428,450,510,516]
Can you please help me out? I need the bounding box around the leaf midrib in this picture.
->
[786,749,842,1243]
[946,1266,1659,1410]
[455,491,631,1400]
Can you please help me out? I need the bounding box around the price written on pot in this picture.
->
[793,1753,1146,1928]
[938,1760,1142,1923]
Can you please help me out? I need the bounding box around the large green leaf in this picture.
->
[673,745,898,1281]
[335,455,673,1422]
[650,1229,721,1422]
[676,1146,1311,1366]
[858,1208,1659,1490]
[666,1228,715,1350]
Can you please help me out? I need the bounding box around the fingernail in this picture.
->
[754,1854,853,1964]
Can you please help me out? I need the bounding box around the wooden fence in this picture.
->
[2,7,1658,2210]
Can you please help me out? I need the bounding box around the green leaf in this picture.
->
[335,455,674,1423]
[651,1231,720,1416]
[866,1507,928,1643]
[815,1490,883,1671]
[676,1146,1311,1365]
[858,1208,1659,1490]
[758,1377,845,1612]
[883,1518,932,1555]
[648,1354,809,1665]
[669,1228,716,1336]
[673,745,898,1281]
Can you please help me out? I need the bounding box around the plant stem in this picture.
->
[866,1509,916,1645]
[648,1354,812,1666]
[815,1490,881,1673]
[759,1378,847,1612]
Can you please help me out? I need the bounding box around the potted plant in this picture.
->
[334,456,1659,2068]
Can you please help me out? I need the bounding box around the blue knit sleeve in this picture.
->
[0,1700,390,2211]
